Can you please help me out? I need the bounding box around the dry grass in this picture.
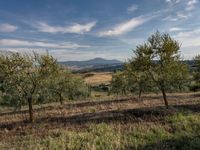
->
[0,92,200,149]
[83,72,112,85]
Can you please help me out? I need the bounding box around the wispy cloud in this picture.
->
[0,48,128,61]
[0,39,91,49]
[185,0,198,11]
[0,23,18,32]
[35,21,96,34]
[164,11,190,21]
[165,0,181,5]
[175,27,200,47]
[169,27,184,32]
[164,0,198,22]
[127,4,138,13]
[176,28,200,38]
[98,14,157,37]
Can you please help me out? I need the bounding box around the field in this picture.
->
[0,91,200,149]
[82,72,113,86]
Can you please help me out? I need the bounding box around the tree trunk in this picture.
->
[122,88,126,95]
[28,97,33,122]
[59,93,63,105]
[139,89,142,100]
[161,87,169,109]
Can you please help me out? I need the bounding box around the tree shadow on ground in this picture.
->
[39,103,200,125]
[1,92,198,117]
[0,97,136,117]
[0,103,200,131]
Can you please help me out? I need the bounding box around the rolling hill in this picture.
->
[59,58,123,71]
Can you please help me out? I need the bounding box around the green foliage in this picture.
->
[111,31,190,107]
[0,52,89,121]
[191,55,200,91]
[91,84,109,93]
[125,56,156,98]
[67,77,90,100]
[110,71,129,95]
[146,32,189,94]
[0,52,61,121]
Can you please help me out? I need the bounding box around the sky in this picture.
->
[0,0,200,61]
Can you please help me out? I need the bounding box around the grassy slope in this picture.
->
[2,112,200,150]
[0,93,200,149]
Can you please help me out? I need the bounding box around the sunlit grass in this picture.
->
[3,112,199,150]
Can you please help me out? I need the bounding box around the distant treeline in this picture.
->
[73,60,194,73]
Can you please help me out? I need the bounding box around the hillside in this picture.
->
[59,59,195,73]
[0,93,200,149]
[59,58,123,71]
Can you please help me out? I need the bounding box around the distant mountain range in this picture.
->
[59,58,122,67]
[58,58,195,73]
[59,58,123,71]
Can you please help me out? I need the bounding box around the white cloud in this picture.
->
[98,15,157,37]
[186,0,198,11]
[0,48,128,61]
[169,27,184,32]
[163,11,190,21]
[0,23,18,32]
[176,28,200,38]
[176,11,189,19]
[165,0,181,5]
[182,37,200,47]
[0,39,91,49]
[175,28,200,47]
[165,0,171,3]
[164,0,198,22]
[35,21,96,34]
[127,4,138,13]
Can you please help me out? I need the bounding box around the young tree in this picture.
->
[0,52,59,122]
[48,69,72,105]
[0,53,30,109]
[194,55,200,83]
[192,55,200,91]
[170,62,190,92]
[110,71,128,95]
[67,77,90,100]
[148,32,181,108]
[47,67,90,104]
[129,32,189,108]
[125,45,154,100]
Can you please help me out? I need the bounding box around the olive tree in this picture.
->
[194,55,200,83]
[47,67,90,104]
[67,77,90,100]
[0,52,59,122]
[129,32,189,108]
[110,71,129,95]
[191,55,200,91]
[125,45,155,100]
[0,53,31,109]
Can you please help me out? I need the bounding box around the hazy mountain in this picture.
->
[59,58,195,72]
[59,58,122,68]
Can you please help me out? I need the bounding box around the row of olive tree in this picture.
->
[111,32,190,108]
[0,52,89,122]
[191,55,200,91]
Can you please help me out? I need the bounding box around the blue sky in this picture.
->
[0,0,199,61]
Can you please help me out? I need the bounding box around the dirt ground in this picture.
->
[0,92,200,146]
